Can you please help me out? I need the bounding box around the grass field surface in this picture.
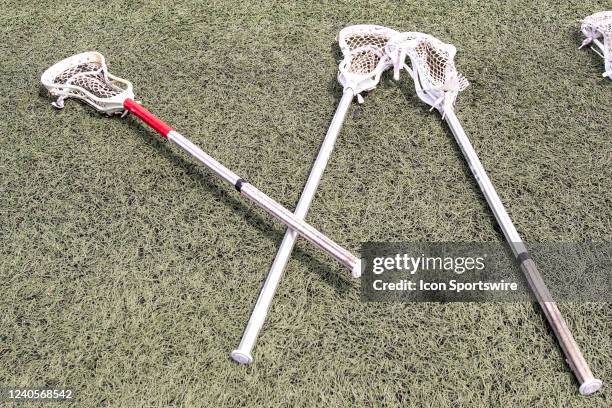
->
[1,1,610,406]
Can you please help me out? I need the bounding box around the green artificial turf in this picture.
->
[0,1,610,406]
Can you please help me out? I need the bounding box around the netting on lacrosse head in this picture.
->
[41,52,134,114]
[579,11,612,78]
[387,33,469,115]
[337,25,399,100]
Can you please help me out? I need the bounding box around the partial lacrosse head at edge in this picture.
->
[386,32,469,116]
[41,51,135,115]
[336,25,399,102]
[579,11,612,78]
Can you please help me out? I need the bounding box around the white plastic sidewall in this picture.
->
[41,51,134,114]
[336,25,399,94]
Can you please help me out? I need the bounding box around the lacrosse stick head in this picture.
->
[41,51,134,114]
[386,32,469,115]
[337,25,399,98]
[580,11,612,78]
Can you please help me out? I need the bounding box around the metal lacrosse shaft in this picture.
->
[230,89,355,364]
[122,99,362,278]
[443,109,602,396]
[592,38,605,54]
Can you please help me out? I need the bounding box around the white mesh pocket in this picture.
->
[389,32,469,114]
[581,11,612,78]
[336,25,399,95]
[41,52,134,114]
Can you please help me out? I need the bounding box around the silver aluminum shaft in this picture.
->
[231,90,355,364]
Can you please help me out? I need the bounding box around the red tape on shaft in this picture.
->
[124,98,173,137]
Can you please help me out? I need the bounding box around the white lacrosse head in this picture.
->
[386,32,469,115]
[337,25,399,98]
[41,51,134,114]
[580,11,612,78]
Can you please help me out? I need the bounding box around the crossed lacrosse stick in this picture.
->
[41,51,362,279]
[41,24,602,395]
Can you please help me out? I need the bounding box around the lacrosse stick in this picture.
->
[231,25,399,364]
[387,33,602,395]
[579,11,612,78]
[41,52,363,278]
